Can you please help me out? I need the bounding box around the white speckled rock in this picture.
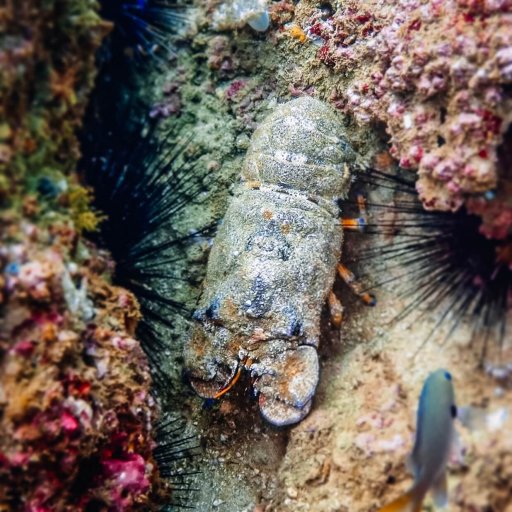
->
[211,0,270,32]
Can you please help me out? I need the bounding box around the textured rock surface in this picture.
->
[0,1,166,509]
[0,0,109,224]
[0,217,159,511]
[158,2,512,509]
[291,0,512,237]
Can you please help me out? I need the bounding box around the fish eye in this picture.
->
[444,371,452,381]
[451,404,457,418]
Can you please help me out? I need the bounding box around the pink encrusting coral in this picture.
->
[0,216,161,511]
[298,0,512,237]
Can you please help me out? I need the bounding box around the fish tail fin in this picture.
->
[378,488,424,512]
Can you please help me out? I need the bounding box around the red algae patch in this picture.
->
[0,215,162,511]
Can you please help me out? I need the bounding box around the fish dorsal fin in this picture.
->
[431,471,448,508]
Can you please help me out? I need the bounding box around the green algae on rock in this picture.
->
[0,0,109,227]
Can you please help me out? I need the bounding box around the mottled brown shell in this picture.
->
[184,96,357,426]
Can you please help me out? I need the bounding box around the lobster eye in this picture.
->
[451,405,457,418]
[444,371,452,381]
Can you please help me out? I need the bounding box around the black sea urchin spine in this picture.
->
[99,0,189,60]
[346,168,511,367]
[153,417,200,509]
[79,0,206,505]
[80,98,212,508]
[80,100,214,383]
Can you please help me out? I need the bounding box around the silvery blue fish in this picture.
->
[379,369,457,512]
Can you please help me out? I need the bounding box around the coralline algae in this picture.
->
[0,1,195,508]
[0,218,160,511]
[298,0,512,236]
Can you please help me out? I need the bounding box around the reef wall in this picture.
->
[0,2,167,510]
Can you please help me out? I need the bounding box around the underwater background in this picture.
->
[0,0,511,510]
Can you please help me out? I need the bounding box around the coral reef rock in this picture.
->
[0,216,161,511]
[295,0,512,235]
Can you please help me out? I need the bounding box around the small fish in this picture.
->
[379,369,457,512]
